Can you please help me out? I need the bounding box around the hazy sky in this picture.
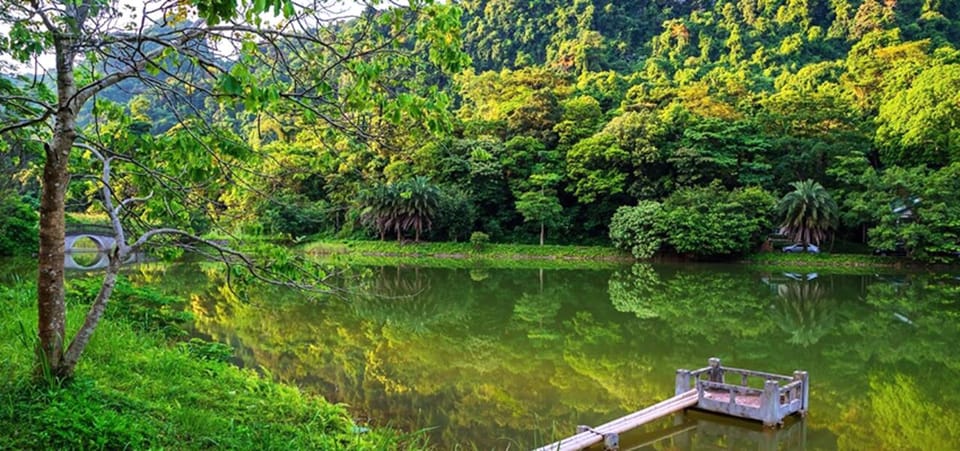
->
[2,0,372,75]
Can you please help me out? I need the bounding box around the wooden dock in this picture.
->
[532,389,698,451]
[532,358,809,451]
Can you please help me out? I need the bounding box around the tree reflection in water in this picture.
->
[114,261,960,450]
[769,273,837,346]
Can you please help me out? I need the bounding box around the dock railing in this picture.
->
[676,357,809,427]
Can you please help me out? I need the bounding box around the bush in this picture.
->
[661,184,775,258]
[431,189,476,242]
[608,185,776,260]
[0,192,38,257]
[470,231,490,251]
[258,193,328,238]
[609,201,664,259]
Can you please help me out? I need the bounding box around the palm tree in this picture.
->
[398,177,441,242]
[777,180,839,249]
[360,184,400,241]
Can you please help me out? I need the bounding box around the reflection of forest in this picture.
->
[132,263,960,449]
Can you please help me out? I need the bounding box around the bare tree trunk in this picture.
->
[37,39,78,380]
[540,222,545,246]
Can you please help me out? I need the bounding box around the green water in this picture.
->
[138,262,958,450]
[19,259,960,449]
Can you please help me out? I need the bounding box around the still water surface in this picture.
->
[61,261,960,449]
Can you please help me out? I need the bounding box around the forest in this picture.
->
[2,2,959,448]
[2,0,960,263]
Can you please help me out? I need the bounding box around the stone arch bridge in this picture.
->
[65,225,119,254]
[64,225,135,271]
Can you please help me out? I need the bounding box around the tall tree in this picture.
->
[0,0,465,380]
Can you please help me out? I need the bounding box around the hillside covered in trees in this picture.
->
[3,0,960,262]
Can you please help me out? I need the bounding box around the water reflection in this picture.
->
[119,262,960,450]
[621,411,807,450]
[765,273,837,346]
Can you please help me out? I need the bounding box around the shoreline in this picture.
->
[301,239,946,271]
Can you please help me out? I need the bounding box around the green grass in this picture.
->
[0,279,426,450]
[302,239,631,270]
[65,212,111,227]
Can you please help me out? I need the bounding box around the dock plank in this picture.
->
[532,389,698,451]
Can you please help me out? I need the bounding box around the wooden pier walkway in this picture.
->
[532,389,698,451]
[532,358,809,451]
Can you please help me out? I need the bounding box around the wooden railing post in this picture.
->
[708,357,724,383]
[675,369,691,396]
[794,370,809,415]
[761,379,781,427]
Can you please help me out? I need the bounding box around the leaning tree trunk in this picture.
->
[60,254,123,378]
[36,38,78,380]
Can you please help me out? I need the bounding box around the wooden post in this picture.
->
[761,379,781,427]
[708,357,724,383]
[675,369,691,396]
[794,370,809,416]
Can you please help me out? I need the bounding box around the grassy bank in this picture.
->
[303,239,631,269]
[301,239,938,272]
[0,278,422,450]
[744,251,915,269]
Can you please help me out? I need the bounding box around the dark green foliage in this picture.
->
[0,192,38,257]
[259,193,329,238]
[608,186,775,259]
[866,163,960,262]
[431,189,475,242]
[662,184,777,258]
[219,0,960,254]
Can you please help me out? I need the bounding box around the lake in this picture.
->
[20,259,960,449]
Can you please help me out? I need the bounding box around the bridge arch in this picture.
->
[65,234,110,253]
[64,250,109,271]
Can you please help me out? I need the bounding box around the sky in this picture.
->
[1,0,373,75]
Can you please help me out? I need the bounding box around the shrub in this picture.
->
[470,231,490,251]
[609,201,664,259]
[661,184,775,258]
[259,193,330,238]
[431,189,476,242]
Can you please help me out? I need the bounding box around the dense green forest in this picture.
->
[3,0,960,262]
